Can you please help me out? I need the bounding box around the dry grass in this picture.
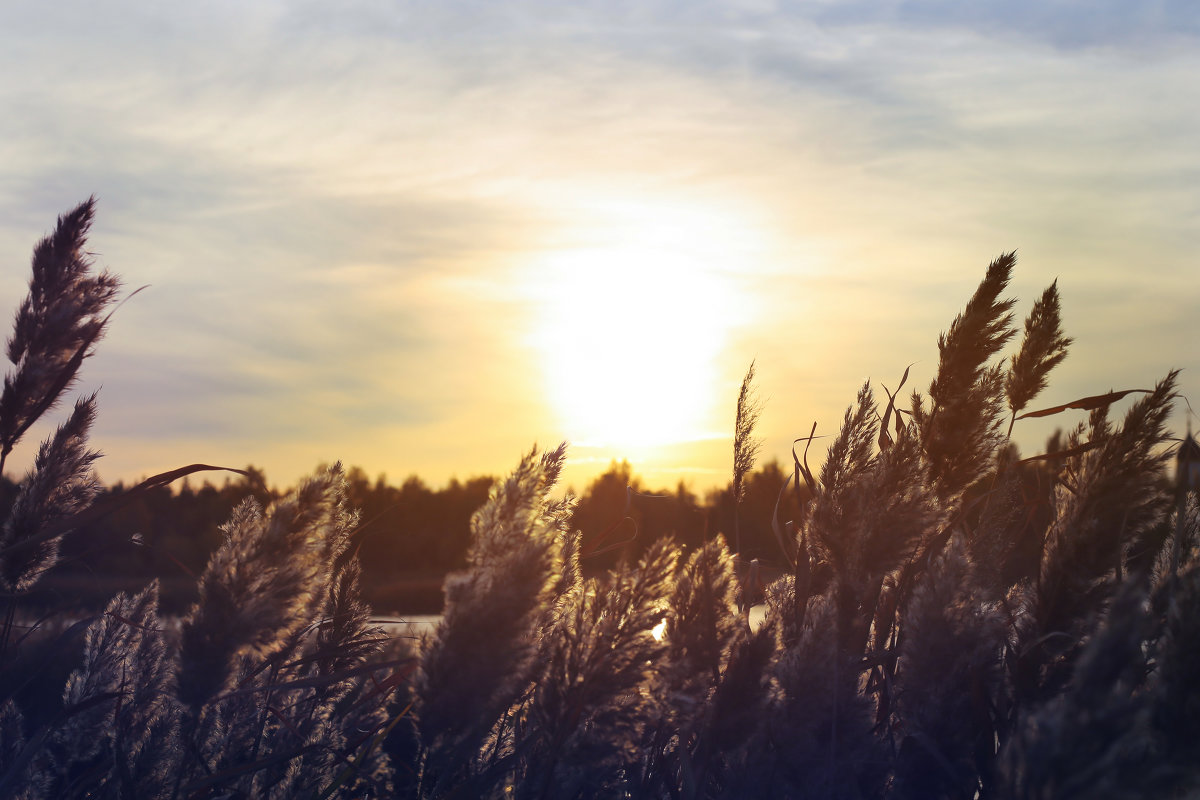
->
[1,201,1196,798]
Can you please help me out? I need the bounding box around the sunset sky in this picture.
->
[1,1,1197,493]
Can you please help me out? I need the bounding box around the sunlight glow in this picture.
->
[651,617,668,642]
[527,198,761,453]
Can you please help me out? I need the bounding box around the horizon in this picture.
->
[1,2,1197,494]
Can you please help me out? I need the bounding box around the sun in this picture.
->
[525,198,761,454]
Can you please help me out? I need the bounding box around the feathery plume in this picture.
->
[1035,372,1177,664]
[733,361,763,558]
[733,360,763,508]
[0,197,119,474]
[523,539,678,796]
[892,535,1005,799]
[1146,560,1200,781]
[764,589,888,799]
[1006,280,1072,425]
[50,582,176,797]
[914,253,1017,499]
[666,535,742,694]
[0,393,101,592]
[1001,583,1159,799]
[177,465,348,708]
[928,253,1018,412]
[416,444,568,789]
[805,382,877,577]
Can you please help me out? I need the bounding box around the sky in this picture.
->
[0,1,1197,494]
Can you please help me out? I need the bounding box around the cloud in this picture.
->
[806,0,1200,50]
[0,1,1196,487]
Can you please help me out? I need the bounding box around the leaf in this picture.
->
[0,463,252,560]
[1018,440,1102,464]
[770,472,796,569]
[879,363,913,451]
[792,423,821,496]
[1015,388,1152,420]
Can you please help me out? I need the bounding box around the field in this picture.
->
[1,201,1198,798]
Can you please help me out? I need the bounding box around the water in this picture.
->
[376,615,440,641]
[378,605,767,641]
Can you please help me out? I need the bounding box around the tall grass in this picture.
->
[1,201,1195,798]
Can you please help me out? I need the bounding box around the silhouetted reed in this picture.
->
[0,394,101,592]
[414,444,568,793]
[0,198,119,478]
[0,205,397,798]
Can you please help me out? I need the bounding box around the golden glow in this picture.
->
[651,617,668,642]
[528,198,761,453]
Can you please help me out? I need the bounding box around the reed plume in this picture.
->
[892,534,1005,799]
[733,361,763,553]
[913,252,1016,500]
[0,197,119,476]
[415,444,568,792]
[660,535,769,798]
[1028,373,1178,699]
[0,393,101,592]
[1000,583,1160,799]
[49,582,177,797]
[521,538,678,797]
[176,464,349,708]
[665,535,742,706]
[1005,280,1071,428]
[1144,529,1200,786]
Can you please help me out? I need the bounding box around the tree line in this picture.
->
[4,458,814,614]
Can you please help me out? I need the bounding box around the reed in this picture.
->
[1,201,1194,799]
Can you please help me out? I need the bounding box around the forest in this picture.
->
[4,457,806,615]
[1,200,1197,798]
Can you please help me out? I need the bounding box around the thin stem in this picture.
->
[0,598,14,662]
